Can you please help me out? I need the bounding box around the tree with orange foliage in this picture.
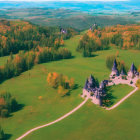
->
[47,72,60,88]
[138,66,140,73]
[47,72,75,96]
[136,79,140,89]
[69,78,75,89]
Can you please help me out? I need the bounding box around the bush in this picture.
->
[0,91,18,118]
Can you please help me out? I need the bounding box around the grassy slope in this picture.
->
[0,32,139,140]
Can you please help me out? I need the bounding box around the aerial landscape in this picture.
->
[0,0,140,140]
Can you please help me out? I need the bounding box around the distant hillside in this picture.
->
[36,15,134,31]
[0,8,135,31]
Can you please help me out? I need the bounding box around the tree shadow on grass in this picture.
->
[13,103,25,113]
[4,134,12,140]
[7,103,25,118]
[102,86,117,107]
[62,84,80,97]
[84,54,98,58]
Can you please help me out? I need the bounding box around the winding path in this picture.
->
[16,97,88,140]
[16,87,138,140]
[106,87,138,110]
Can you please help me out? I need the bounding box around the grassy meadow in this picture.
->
[0,32,140,140]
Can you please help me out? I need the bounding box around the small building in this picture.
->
[60,28,67,34]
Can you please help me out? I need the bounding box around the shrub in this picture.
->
[0,91,18,118]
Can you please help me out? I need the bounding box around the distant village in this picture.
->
[82,60,140,106]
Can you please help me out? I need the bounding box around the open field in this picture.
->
[0,32,140,140]
[24,89,140,140]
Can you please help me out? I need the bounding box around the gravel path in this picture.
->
[106,87,138,110]
[16,98,88,140]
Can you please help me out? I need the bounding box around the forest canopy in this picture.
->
[77,24,140,57]
[0,19,78,57]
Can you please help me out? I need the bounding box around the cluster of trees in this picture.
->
[111,34,123,48]
[106,53,128,73]
[0,47,71,83]
[131,34,140,49]
[0,20,77,57]
[47,72,75,96]
[0,91,18,118]
[77,34,109,57]
[0,126,5,140]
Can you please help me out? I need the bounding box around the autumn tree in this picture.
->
[136,79,140,89]
[0,91,18,118]
[47,72,75,96]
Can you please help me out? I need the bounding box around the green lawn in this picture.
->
[24,90,140,140]
[0,32,140,140]
[106,84,134,107]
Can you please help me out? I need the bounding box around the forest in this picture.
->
[0,19,78,57]
[77,24,140,57]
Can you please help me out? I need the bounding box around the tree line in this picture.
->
[77,25,140,57]
[0,46,72,83]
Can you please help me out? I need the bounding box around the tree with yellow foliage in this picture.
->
[138,66,140,73]
[58,85,69,96]
[47,72,75,96]
[136,79,140,89]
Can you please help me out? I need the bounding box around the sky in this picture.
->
[0,0,130,1]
